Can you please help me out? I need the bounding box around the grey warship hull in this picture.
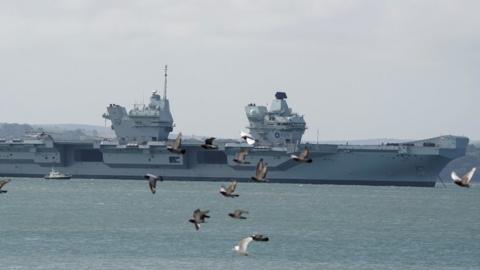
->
[0,135,468,187]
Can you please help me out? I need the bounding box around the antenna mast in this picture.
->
[163,65,168,99]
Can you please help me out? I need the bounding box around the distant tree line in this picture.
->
[0,123,93,141]
[0,123,34,139]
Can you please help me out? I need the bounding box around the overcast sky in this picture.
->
[0,0,479,141]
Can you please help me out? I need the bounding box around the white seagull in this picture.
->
[451,167,476,188]
[240,131,256,145]
[234,234,269,256]
[234,236,254,256]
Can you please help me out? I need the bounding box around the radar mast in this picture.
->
[163,65,168,99]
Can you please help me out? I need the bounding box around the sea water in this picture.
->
[0,179,479,270]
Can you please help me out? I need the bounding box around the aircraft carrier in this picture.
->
[0,71,469,187]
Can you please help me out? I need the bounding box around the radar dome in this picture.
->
[246,106,267,121]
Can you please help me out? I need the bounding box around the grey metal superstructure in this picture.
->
[103,90,173,144]
[246,92,306,147]
[0,74,469,187]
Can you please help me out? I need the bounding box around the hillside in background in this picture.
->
[32,124,115,138]
[0,123,34,139]
[0,123,114,140]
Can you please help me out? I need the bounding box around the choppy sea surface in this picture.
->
[0,179,479,270]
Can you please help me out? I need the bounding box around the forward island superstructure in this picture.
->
[0,70,469,187]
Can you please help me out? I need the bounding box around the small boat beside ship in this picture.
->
[44,168,71,180]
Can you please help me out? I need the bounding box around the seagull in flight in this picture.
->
[251,158,268,182]
[0,179,10,194]
[291,147,313,163]
[167,133,186,154]
[451,167,476,188]
[240,131,256,145]
[188,209,210,231]
[144,173,163,194]
[228,209,249,219]
[220,180,239,198]
[233,148,250,164]
[234,234,269,256]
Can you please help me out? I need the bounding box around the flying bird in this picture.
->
[188,209,210,231]
[451,167,476,188]
[251,234,269,241]
[167,133,186,154]
[251,158,268,182]
[220,180,239,198]
[291,147,313,163]
[234,234,270,256]
[0,179,10,194]
[201,137,218,149]
[240,131,256,145]
[233,148,250,164]
[228,209,249,219]
[144,173,163,194]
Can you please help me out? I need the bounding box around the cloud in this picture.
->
[0,0,479,140]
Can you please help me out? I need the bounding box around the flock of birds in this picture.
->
[145,132,313,255]
[144,175,270,255]
[0,132,313,256]
[166,132,313,184]
[0,132,477,255]
[136,133,480,255]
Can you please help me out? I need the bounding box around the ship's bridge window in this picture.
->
[197,151,227,164]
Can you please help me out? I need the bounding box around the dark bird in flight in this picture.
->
[233,148,250,164]
[144,173,163,194]
[251,234,269,241]
[201,137,218,149]
[0,179,10,194]
[167,133,186,154]
[251,158,268,182]
[291,147,313,163]
[228,209,249,219]
[451,167,476,188]
[188,209,210,231]
[220,180,239,198]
